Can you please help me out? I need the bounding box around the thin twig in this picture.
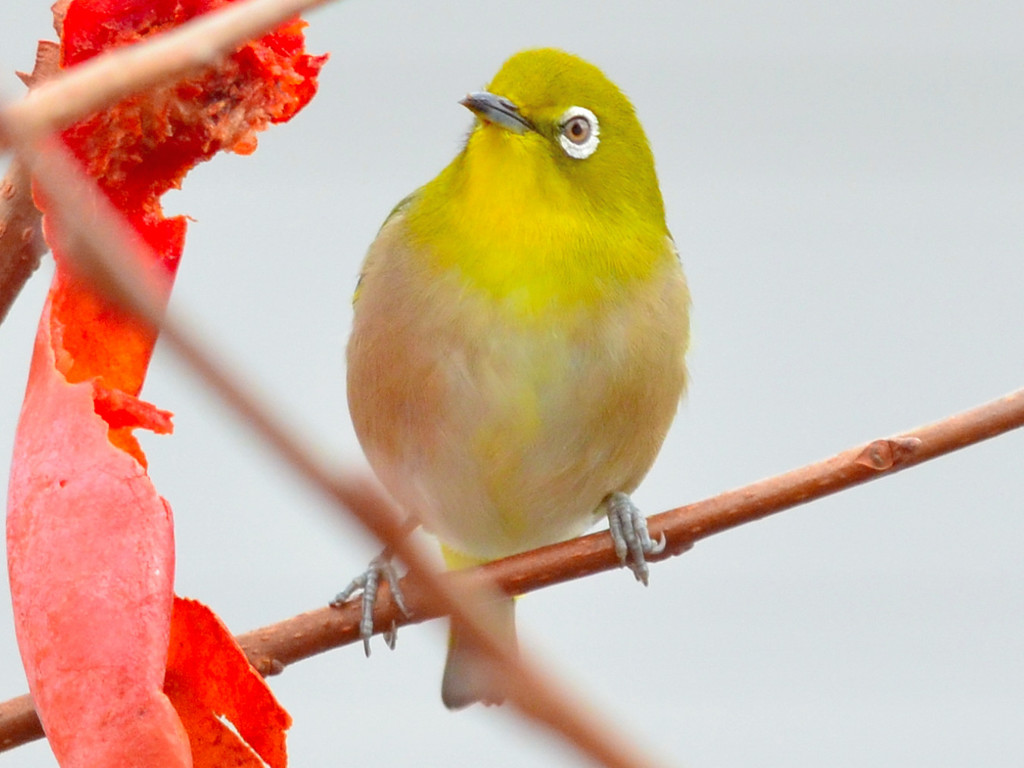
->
[4,387,1022,750]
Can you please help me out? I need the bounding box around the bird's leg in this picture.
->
[604,492,666,586]
[331,518,417,656]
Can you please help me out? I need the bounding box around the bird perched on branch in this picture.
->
[344,47,690,709]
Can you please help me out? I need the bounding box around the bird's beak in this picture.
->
[460,91,535,134]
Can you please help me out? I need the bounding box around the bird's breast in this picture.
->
[347,217,689,559]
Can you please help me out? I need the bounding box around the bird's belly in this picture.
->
[409,346,640,558]
[352,300,684,561]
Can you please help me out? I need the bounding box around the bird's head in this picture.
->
[406,49,672,316]
[456,48,666,228]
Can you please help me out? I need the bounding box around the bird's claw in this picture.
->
[331,553,409,656]
[605,492,665,586]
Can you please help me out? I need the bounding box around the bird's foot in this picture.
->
[331,551,409,656]
[605,492,666,586]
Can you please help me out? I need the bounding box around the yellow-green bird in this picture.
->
[346,48,690,709]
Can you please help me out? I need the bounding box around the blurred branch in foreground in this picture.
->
[1,55,665,768]
[4,0,669,764]
[3,386,1022,752]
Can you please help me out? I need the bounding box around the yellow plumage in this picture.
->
[346,48,689,708]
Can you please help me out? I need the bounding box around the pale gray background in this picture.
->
[1,1,1022,765]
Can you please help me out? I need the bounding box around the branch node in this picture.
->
[854,436,922,471]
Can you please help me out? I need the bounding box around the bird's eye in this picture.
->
[558,106,600,159]
[564,116,591,143]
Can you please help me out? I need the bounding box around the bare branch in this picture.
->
[0,695,39,752]
[3,387,1021,751]
[226,388,1024,663]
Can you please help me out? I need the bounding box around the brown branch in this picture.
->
[0,158,44,323]
[235,387,1024,663]
[0,43,58,324]
[0,695,39,752]
[4,387,1022,751]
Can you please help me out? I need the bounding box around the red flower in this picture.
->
[7,2,324,765]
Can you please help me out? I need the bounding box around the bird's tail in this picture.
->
[439,544,517,709]
[441,596,517,710]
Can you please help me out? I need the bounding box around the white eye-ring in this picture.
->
[558,106,600,159]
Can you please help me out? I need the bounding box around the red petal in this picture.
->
[6,297,188,768]
[165,598,291,768]
[7,2,323,764]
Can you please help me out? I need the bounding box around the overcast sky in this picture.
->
[1,1,1022,766]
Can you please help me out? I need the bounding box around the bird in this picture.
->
[344,47,690,709]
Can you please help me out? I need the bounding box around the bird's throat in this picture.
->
[406,131,664,319]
